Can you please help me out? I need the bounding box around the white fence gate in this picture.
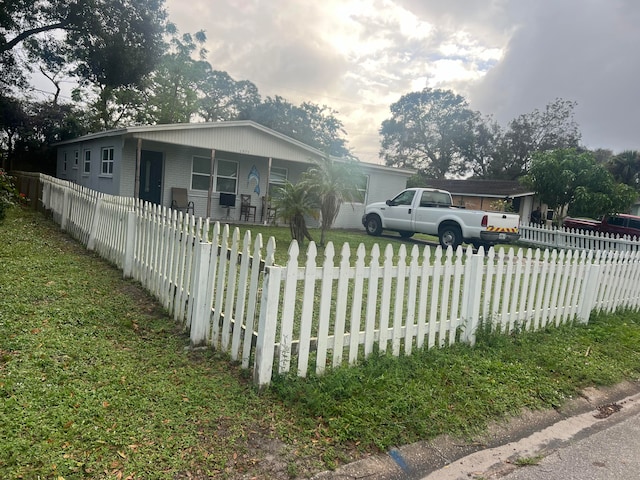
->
[18,173,640,388]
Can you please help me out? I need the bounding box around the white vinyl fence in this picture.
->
[17,173,640,388]
[519,222,640,252]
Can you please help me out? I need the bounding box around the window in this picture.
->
[191,157,238,193]
[216,159,238,193]
[73,150,79,169]
[268,166,288,196]
[101,147,114,176]
[628,218,640,231]
[83,150,91,174]
[63,152,67,172]
[390,190,415,206]
[608,216,624,227]
[191,156,211,190]
[354,174,368,203]
[419,191,451,207]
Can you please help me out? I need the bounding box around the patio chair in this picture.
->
[171,187,194,215]
[240,194,256,222]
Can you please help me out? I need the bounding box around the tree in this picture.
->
[271,181,318,247]
[522,149,635,222]
[379,88,478,179]
[0,94,28,170]
[145,26,209,124]
[199,71,260,122]
[488,99,581,179]
[2,1,167,89]
[243,96,351,157]
[607,150,640,189]
[461,114,503,178]
[300,156,364,246]
[2,1,167,129]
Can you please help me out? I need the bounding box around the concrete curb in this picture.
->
[311,380,640,480]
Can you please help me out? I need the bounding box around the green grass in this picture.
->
[221,222,521,266]
[2,207,640,479]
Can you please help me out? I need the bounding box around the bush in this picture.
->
[0,169,18,223]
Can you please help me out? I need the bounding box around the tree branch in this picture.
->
[2,21,71,53]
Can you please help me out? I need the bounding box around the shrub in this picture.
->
[0,169,18,223]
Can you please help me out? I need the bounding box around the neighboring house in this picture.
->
[424,179,544,224]
[55,121,413,229]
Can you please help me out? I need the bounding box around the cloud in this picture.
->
[468,0,640,152]
[164,0,639,161]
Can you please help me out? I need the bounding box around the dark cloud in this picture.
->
[468,0,640,152]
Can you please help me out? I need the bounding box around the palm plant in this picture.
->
[607,150,640,188]
[300,156,364,246]
[271,181,318,247]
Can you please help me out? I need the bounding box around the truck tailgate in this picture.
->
[485,213,519,232]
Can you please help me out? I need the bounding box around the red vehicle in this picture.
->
[562,214,640,238]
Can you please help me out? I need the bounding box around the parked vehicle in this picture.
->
[562,214,640,238]
[362,187,520,249]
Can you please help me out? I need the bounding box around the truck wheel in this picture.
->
[439,224,462,249]
[365,214,383,236]
[399,231,414,239]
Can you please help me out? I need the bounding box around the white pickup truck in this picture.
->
[362,187,520,249]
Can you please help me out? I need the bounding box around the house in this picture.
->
[424,179,543,224]
[54,121,414,229]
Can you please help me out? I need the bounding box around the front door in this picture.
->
[139,150,163,205]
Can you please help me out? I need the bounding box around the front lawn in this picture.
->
[2,207,639,479]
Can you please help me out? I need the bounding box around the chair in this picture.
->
[240,194,256,222]
[171,188,194,215]
[261,196,277,224]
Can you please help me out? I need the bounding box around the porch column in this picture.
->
[134,138,142,199]
[263,157,272,225]
[207,149,216,218]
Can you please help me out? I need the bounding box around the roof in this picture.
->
[424,179,535,198]
[54,120,322,154]
[54,120,414,177]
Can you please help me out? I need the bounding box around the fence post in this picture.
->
[122,211,137,279]
[190,241,213,347]
[578,262,602,324]
[60,188,70,231]
[87,197,104,251]
[463,253,484,345]
[253,265,282,390]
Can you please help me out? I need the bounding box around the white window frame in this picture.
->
[268,166,288,196]
[191,155,211,191]
[100,147,114,177]
[73,150,79,169]
[215,158,238,194]
[83,149,91,175]
[355,174,369,204]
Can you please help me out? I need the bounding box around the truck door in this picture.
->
[384,190,416,231]
[414,190,451,234]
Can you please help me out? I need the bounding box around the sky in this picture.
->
[161,0,639,164]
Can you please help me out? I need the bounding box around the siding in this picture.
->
[132,125,323,164]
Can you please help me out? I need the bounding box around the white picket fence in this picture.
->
[519,222,640,252]
[19,173,640,388]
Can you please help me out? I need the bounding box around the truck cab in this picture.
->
[362,187,520,249]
